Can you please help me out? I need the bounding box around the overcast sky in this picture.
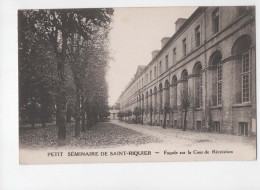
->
[107,7,197,106]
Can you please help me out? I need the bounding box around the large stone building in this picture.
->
[117,6,256,136]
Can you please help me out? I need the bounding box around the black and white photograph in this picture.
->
[17,6,257,164]
[1,0,260,189]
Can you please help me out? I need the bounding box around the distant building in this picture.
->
[117,6,256,136]
[109,108,119,120]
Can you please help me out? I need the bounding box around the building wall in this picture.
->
[117,6,256,136]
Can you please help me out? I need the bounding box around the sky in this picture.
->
[107,7,197,106]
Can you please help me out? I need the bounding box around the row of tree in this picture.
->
[118,88,194,130]
[19,8,114,144]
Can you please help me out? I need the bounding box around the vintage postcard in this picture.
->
[19,6,256,164]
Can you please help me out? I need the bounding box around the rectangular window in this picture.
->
[173,48,176,65]
[150,70,152,81]
[217,63,222,105]
[195,25,201,47]
[239,122,248,136]
[242,50,250,102]
[182,38,187,56]
[212,8,219,34]
[154,66,157,78]
[213,121,220,133]
[165,55,168,70]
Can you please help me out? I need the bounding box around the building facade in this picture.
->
[117,6,256,136]
[109,108,119,120]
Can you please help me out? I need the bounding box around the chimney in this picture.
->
[161,37,171,48]
[175,18,187,32]
[152,50,160,59]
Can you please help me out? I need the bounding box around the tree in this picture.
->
[149,105,153,126]
[133,107,141,123]
[117,111,125,121]
[141,108,145,125]
[19,9,114,144]
[125,110,132,121]
[162,105,171,129]
[19,11,58,128]
[178,88,194,131]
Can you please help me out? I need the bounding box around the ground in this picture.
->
[20,120,256,151]
[19,122,160,149]
[111,120,256,150]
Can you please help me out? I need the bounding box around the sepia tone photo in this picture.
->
[18,6,256,164]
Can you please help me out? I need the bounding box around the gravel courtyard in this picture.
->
[110,120,256,151]
[20,120,256,154]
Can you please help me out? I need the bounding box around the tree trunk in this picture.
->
[75,87,81,137]
[56,83,67,144]
[31,98,36,129]
[31,122,35,129]
[81,96,86,132]
[56,21,68,145]
[86,113,90,129]
[183,109,187,131]
[150,112,152,126]
[171,112,174,128]
[159,113,161,126]
[81,111,86,132]
[163,110,167,129]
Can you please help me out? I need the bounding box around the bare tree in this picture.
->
[178,88,194,131]
[162,105,171,129]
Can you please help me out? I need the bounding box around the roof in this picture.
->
[117,7,207,100]
[134,65,146,78]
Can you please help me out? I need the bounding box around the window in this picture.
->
[173,48,176,65]
[213,121,220,133]
[217,62,222,105]
[150,70,152,81]
[241,50,250,102]
[233,35,251,104]
[154,66,157,78]
[159,61,162,74]
[194,63,203,108]
[239,122,248,136]
[165,55,169,70]
[212,8,219,34]
[195,25,201,47]
[182,38,187,56]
